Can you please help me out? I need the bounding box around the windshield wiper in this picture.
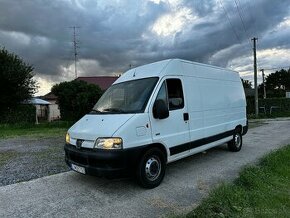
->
[90,109,102,114]
[103,108,125,113]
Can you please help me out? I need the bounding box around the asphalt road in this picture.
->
[0,119,290,218]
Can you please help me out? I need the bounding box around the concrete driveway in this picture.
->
[1,119,290,218]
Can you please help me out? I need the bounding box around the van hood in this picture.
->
[68,114,134,141]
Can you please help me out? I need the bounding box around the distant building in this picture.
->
[41,92,60,121]
[23,98,51,123]
[76,76,118,90]
[41,76,118,121]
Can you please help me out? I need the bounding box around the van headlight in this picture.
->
[94,137,123,149]
[65,133,70,144]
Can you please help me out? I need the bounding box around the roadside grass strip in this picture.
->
[0,121,73,138]
[182,144,290,218]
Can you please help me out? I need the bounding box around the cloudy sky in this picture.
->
[1,0,290,95]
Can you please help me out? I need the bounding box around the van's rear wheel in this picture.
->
[228,131,242,152]
[136,148,166,189]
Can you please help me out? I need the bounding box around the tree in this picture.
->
[52,80,103,121]
[0,48,37,112]
[266,69,290,90]
[241,78,252,89]
[265,68,290,97]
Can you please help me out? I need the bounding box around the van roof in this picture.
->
[115,59,240,84]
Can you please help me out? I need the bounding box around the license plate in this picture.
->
[71,163,86,174]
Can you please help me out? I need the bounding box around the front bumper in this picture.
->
[64,143,144,178]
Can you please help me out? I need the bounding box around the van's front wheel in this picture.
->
[136,148,166,189]
[228,131,242,152]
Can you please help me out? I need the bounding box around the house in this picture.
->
[23,98,51,124]
[41,92,61,121]
[76,76,118,90]
[41,76,118,121]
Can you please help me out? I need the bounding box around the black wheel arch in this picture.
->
[136,143,168,164]
[235,125,243,133]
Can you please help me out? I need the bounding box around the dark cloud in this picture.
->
[0,0,290,94]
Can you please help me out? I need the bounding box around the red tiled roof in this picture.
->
[76,76,118,90]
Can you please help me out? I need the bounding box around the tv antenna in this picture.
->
[69,26,80,78]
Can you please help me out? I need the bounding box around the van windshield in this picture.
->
[92,77,159,114]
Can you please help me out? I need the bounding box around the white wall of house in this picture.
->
[48,104,60,121]
[35,105,48,119]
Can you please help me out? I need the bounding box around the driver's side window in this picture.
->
[155,79,184,111]
[166,79,184,110]
[156,82,168,106]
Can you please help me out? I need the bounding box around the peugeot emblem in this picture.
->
[76,139,84,149]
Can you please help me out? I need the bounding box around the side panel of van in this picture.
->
[223,79,247,130]
[199,77,230,136]
[182,76,204,145]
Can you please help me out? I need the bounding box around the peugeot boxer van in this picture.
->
[64,59,248,188]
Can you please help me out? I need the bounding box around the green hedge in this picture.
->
[0,104,35,124]
[247,97,290,114]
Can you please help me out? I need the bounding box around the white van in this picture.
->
[65,59,248,188]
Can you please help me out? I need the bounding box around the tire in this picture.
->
[136,148,166,189]
[228,131,242,152]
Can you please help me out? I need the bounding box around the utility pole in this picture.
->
[70,26,80,79]
[252,37,258,117]
[260,69,266,99]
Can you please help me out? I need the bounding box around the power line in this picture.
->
[218,0,241,43]
[234,0,248,35]
[236,0,252,39]
[245,0,255,25]
[234,0,252,48]
[236,0,247,18]
[245,0,256,35]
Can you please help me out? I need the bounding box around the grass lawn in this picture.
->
[0,121,74,139]
[182,144,290,218]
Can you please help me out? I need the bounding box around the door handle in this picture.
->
[183,113,189,121]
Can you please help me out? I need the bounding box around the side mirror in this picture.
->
[153,99,169,119]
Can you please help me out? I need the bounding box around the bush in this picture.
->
[0,104,35,124]
[247,97,290,115]
[52,80,103,121]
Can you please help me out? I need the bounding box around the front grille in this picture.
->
[88,158,121,168]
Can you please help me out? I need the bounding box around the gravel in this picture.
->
[0,136,69,186]
[1,119,290,218]
[0,117,288,188]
